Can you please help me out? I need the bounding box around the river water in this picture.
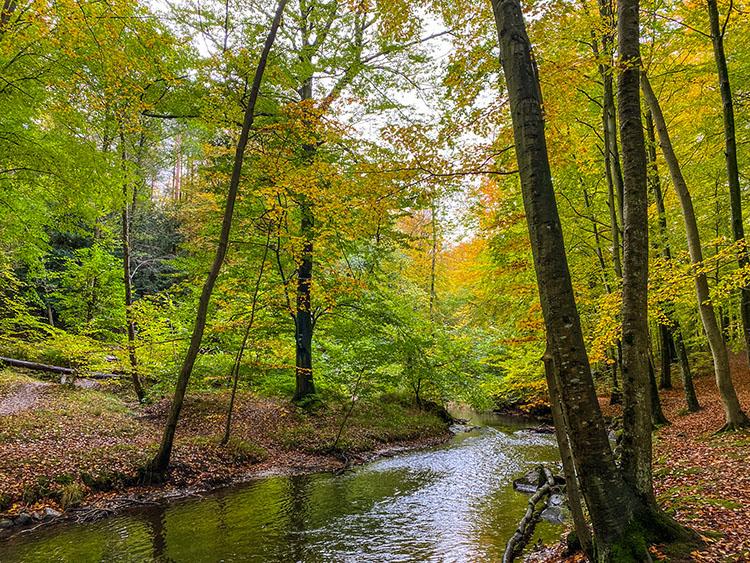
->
[0,413,560,562]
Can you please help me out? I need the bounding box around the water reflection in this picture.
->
[0,415,559,562]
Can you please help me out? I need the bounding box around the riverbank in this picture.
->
[0,367,452,536]
[528,353,750,562]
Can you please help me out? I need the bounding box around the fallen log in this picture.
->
[0,356,121,380]
[503,467,557,563]
[0,356,75,375]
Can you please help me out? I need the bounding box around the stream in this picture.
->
[0,413,560,562]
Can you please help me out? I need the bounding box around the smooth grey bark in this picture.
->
[617,0,653,501]
[707,0,750,365]
[589,6,623,278]
[144,0,289,476]
[642,73,748,429]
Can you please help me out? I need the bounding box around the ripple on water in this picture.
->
[0,418,559,563]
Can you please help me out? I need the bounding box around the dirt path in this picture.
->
[0,382,49,416]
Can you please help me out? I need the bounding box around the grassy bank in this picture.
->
[0,368,450,522]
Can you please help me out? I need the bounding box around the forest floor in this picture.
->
[0,368,451,535]
[529,353,750,562]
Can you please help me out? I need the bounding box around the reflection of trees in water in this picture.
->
[144,507,173,562]
[284,474,312,561]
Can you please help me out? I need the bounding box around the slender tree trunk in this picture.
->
[648,347,670,426]
[221,231,271,445]
[673,325,700,412]
[658,325,673,389]
[617,0,653,501]
[120,132,145,403]
[490,1,643,557]
[597,0,625,226]
[293,39,317,400]
[590,5,623,278]
[707,0,750,365]
[429,197,438,320]
[642,73,748,429]
[647,110,699,407]
[144,0,289,477]
[645,109,675,392]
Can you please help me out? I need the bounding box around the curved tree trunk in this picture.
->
[144,0,290,477]
[642,73,748,429]
[221,230,271,445]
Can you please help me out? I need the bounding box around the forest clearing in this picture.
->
[3,0,750,560]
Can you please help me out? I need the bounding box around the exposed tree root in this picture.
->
[503,467,559,563]
[715,419,750,434]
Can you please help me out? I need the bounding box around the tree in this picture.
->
[144,0,289,477]
[706,0,750,366]
[616,0,653,500]
[490,0,641,557]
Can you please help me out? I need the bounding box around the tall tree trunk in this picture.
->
[645,109,675,391]
[143,0,289,477]
[617,0,653,501]
[707,0,750,365]
[647,110,698,406]
[120,132,145,403]
[294,24,317,400]
[597,0,625,226]
[642,73,749,429]
[490,1,643,557]
[590,2,623,278]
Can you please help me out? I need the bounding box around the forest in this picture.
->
[1,0,750,560]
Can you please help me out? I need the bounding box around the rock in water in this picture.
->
[541,505,569,525]
[513,466,545,493]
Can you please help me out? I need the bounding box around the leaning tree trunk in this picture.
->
[642,73,749,429]
[617,0,653,501]
[143,0,289,478]
[647,111,699,409]
[645,109,675,391]
[490,1,644,557]
[707,0,750,366]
